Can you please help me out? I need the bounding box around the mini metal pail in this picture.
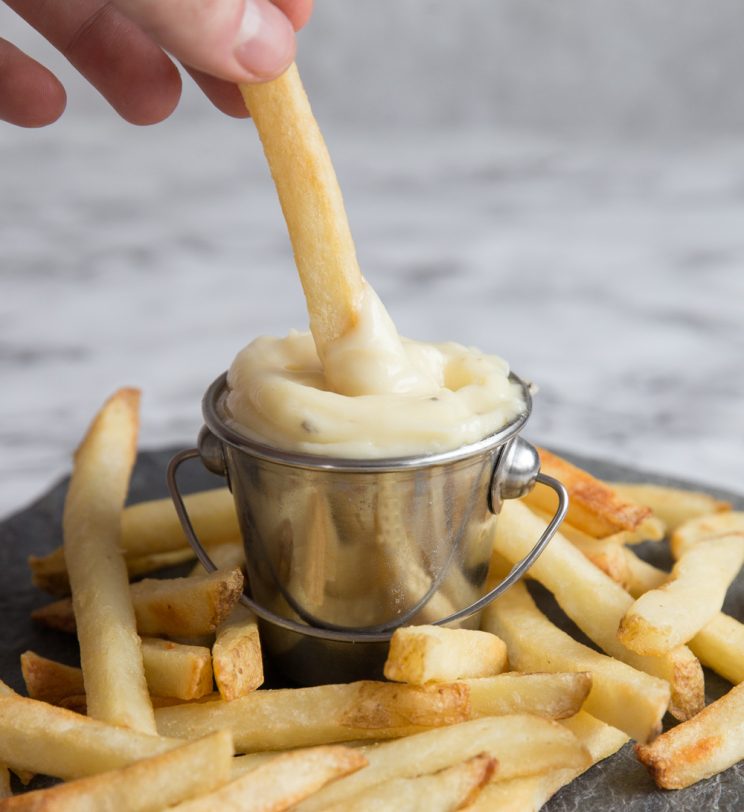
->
[168,372,567,684]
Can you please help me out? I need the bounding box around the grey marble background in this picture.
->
[2,0,744,517]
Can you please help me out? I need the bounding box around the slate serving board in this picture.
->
[1,446,742,809]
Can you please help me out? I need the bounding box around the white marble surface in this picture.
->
[2,110,743,518]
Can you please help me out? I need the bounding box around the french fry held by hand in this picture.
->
[0,731,233,812]
[32,568,244,638]
[618,534,744,656]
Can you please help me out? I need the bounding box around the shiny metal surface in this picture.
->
[167,371,567,684]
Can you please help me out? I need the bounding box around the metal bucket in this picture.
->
[167,372,567,684]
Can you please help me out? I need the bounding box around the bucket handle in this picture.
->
[167,448,568,644]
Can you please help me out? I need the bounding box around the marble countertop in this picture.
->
[2,115,743,518]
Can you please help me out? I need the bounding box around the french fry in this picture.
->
[29,489,239,595]
[610,482,730,533]
[32,567,244,638]
[636,681,744,788]
[188,541,245,576]
[0,731,233,811]
[323,753,496,812]
[618,534,744,656]
[482,579,669,742]
[670,512,744,559]
[564,533,631,589]
[155,681,470,751]
[240,64,366,358]
[464,673,592,721]
[492,501,703,720]
[0,685,180,779]
[294,716,591,812]
[62,388,155,733]
[170,745,366,812]
[464,713,629,812]
[623,546,668,598]
[22,641,213,704]
[384,626,508,685]
[524,449,663,540]
[213,605,264,699]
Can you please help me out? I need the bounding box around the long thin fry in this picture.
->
[610,482,730,532]
[240,65,366,357]
[63,388,155,733]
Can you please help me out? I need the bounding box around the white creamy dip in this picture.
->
[225,284,526,458]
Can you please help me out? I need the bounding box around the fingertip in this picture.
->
[186,68,251,118]
[272,0,314,31]
[234,0,296,82]
[0,39,67,127]
[109,50,183,125]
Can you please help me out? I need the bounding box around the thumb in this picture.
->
[112,0,296,83]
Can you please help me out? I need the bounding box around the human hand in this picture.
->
[0,0,313,127]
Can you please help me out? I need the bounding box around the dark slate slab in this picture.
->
[1,446,742,808]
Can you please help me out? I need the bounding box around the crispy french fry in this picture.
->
[464,712,629,812]
[610,482,730,533]
[636,681,744,788]
[22,641,213,703]
[492,501,703,720]
[670,512,744,559]
[213,605,264,700]
[170,745,366,812]
[482,578,669,742]
[384,626,507,685]
[294,716,591,812]
[0,685,180,779]
[240,65,366,358]
[323,753,496,812]
[32,568,244,638]
[565,534,632,589]
[62,389,155,733]
[524,449,662,540]
[618,534,744,656]
[156,681,470,752]
[464,673,591,721]
[0,731,232,811]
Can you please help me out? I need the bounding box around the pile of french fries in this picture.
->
[0,387,741,811]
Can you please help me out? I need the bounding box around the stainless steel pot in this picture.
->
[167,371,567,684]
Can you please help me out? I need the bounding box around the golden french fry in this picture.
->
[523,449,662,539]
[32,567,244,638]
[618,534,744,656]
[466,712,629,812]
[622,547,669,598]
[323,753,496,812]
[565,533,632,589]
[384,626,507,685]
[610,482,730,533]
[213,605,264,700]
[240,65,366,358]
[0,685,180,779]
[294,716,591,812]
[0,731,232,811]
[156,681,470,752]
[62,388,155,733]
[464,673,592,721]
[482,578,669,742]
[636,681,744,788]
[670,512,744,559]
[188,541,245,577]
[170,745,366,812]
[492,501,703,720]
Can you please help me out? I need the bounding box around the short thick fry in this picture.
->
[618,534,744,655]
[384,626,507,685]
[294,716,590,812]
[492,501,703,720]
[155,681,470,752]
[171,746,366,812]
[213,605,264,700]
[0,731,232,812]
[670,512,744,559]
[610,482,730,533]
[32,568,244,638]
[0,687,180,779]
[636,681,744,788]
[524,449,662,539]
[324,753,495,812]
[62,388,155,733]
[482,579,669,742]
[240,64,366,358]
